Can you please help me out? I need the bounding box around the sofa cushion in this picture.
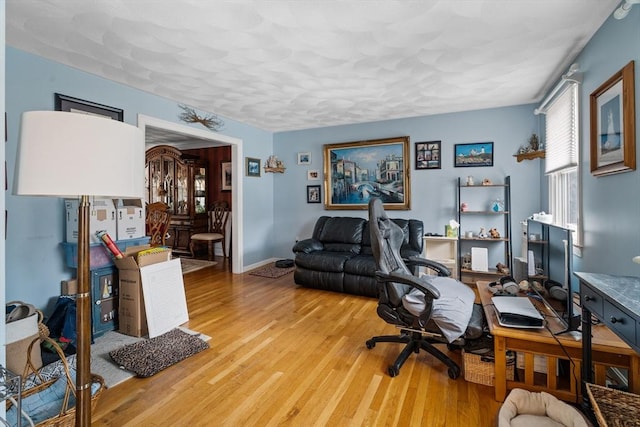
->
[318,217,366,244]
[295,251,355,273]
[344,254,376,276]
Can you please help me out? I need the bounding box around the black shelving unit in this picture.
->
[456,176,512,285]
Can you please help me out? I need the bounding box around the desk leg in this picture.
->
[581,305,593,412]
[630,355,640,394]
[494,335,507,402]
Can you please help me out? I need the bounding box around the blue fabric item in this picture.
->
[6,371,101,427]
[45,296,77,346]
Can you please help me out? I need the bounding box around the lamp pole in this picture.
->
[76,195,92,426]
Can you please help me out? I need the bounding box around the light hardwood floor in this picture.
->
[92,259,502,426]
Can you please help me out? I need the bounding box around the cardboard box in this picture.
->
[61,278,78,295]
[65,197,117,243]
[114,246,172,337]
[116,199,146,240]
[516,352,549,374]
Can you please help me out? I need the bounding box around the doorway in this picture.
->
[137,114,243,273]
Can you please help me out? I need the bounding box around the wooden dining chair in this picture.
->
[146,202,172,247]
[189,201,229,260]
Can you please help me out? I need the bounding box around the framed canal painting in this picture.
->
[323,136,410,210]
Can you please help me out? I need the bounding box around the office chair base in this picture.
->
[366,331,461,379]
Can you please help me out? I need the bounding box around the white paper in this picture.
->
[139,258,189,338]
[527,250,536,276]
[471,247,488,272]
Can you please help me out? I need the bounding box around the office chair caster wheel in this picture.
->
[448,366,460,379]
[366,340,375,349]
[388,366,399,377]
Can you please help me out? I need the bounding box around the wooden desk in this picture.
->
[477,281,640,402]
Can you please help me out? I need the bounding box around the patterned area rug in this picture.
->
[179,258,217,274]
[109,328,209,378]
[249,263,295,279]
[91,331,145,387]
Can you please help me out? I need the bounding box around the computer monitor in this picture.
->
[527,220,580,334]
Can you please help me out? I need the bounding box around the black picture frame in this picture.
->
[307,185,321,203]
[415,141,441,170]
[454,142,494,167]
[54,93,124,121]
[246,157,261,177]
[221,161,232,191]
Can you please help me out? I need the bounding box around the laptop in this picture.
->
[491,296,544,328]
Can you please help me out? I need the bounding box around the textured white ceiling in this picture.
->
[6,0,619,132]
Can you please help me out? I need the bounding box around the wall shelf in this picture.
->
[514,151,545,162]
[264,167,286,173]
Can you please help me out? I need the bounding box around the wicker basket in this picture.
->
[7,335,105,427]
[462,350,515,386]
[586,383,640,427]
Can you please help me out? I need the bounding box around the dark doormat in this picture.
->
[109,328,209,377]
[249,263,295,279]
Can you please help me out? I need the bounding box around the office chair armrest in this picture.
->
[375,271,441,300]
[406,256,451,277]
[292,238,324,254]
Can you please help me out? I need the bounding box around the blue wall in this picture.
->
[568,11,640,276]
[5,47,275,310]
[272,106,542,264]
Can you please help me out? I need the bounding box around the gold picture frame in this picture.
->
[590,61,636,176]
[323,136,410,210]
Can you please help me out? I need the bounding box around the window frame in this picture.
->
[543,83,583,249]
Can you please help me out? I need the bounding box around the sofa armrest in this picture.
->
[292,238,324,254]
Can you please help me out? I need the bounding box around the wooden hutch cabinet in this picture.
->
[145,145,208,254]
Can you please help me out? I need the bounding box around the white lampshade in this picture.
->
[14,111,144,198]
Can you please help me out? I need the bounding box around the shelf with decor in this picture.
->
[456,176,512,285]
[514,150,545,162]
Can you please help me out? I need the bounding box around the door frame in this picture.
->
[137,114,243,273]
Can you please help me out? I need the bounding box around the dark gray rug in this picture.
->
[249,263,295,278]
[109,328,209,377]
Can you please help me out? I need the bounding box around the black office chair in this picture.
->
[366,198,486,378]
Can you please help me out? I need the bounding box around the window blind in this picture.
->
[544,84,578,174]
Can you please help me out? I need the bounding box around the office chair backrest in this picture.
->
[368,198,413,307]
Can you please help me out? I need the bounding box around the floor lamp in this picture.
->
[14,111,144,426]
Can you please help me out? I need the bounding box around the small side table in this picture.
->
[1,365,23,427]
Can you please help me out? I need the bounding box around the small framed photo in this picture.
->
[307,170,320,180]
[415,141,441,170]
[221,161,232,191]
[297,152,311,165]
[590,61,636,176]
[454,142,493,167]
[55,93,123,121]
[307,185,321,203]
[246,157,261,177]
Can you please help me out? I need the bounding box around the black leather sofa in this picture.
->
[292,216,424,298]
